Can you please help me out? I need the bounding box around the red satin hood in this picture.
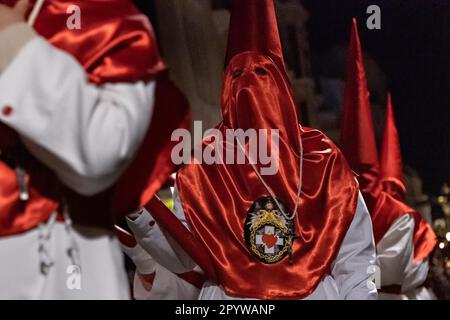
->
[31,0,165,83]
[380,93,406,200]
[0,0,166,83]
[177,126,358,299]
[222,52,300,142]
[225,0,285,71]
[340,19,381,212]
[172,0,360,298]
[175,52,359,299]
[339,20,436,263]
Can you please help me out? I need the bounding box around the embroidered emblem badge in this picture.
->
[244,196,294,264]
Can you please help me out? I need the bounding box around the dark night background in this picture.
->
[134,0,449,195]
[302,0,449,196]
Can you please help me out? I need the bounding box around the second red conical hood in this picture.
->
[340,19,380,210]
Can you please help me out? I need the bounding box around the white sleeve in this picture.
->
[119,242,157,276]
[402,259,429,293]
[405,286,436,300]
[133,265,201,300]
[331,192,378,300]
[376,213,415,287]
[126,188,198,274]
[119,241,200,300]
[0,37,155,195]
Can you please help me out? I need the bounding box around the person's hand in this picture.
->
[0,0,29,31]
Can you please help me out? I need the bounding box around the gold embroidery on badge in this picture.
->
[246,198,291,264]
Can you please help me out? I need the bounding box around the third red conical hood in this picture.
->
[380,93,406,200]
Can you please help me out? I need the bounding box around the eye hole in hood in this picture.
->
[232,69,243,79]
[255,67,268,76]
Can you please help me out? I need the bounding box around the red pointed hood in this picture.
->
[221,0,298,139]
[172,2,359,299]
[380,93,407,200]
[225,0,285,71]
[340,18,380,210]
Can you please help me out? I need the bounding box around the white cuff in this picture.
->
[120,243,157,275]
[126,209,155,239]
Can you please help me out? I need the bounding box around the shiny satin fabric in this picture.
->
[370,191,436,263]
[339,20,436,263]
[32,0,166,84]
[0,0,57,236]
[176,51,359,299]
[380,93,406,201]
[0,159,58,237]
[381,179,406,203]
[340,19,381,212]
[1,0,166,82]
[0,0,187,235]
[225,0,284,71]
[409,211,437,262]
[378,94,436,261]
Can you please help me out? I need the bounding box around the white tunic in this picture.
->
[376,214,432,300]
[127,190,379,300]
[0,28,155,299]
[0,221,130,300]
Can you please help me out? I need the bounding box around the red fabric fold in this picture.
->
[32,0,166,84]
[370,192,436,262]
